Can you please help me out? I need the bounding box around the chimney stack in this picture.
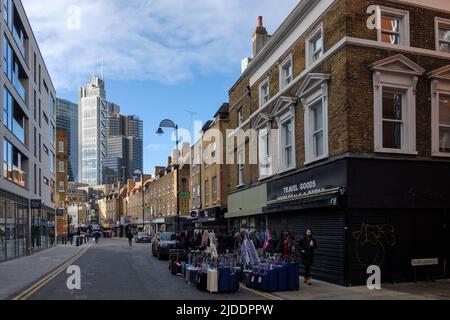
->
[253,16,270,58]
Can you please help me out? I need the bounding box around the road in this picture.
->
[27,239,268,300]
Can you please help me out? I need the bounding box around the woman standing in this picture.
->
[299,229,318,285]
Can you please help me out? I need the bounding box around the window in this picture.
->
[382,89,404,149]
[378,7,410,46]
[43,112,49,125]
[281,119,294,170]
[259,79,270,106]
[3,0,13,31]
[59,201,64,210]
[59,160,64,173]
[259,127,272,178]
[34,127,37,157]
[212,176,217,203]
[50,151,55,174]
[211,141,217,162]
[204,180,209,207]
[3,86,26,144]
[438,94,450,153]
[50,95,55,116]
[436,18,450,53]
[371,55,422,154]
[58,140,64,153]
[50,123,55,146]
[237,107,244,127]
[280,56,293,89]
[237,147,244,186]
[3,138,27,188]
[43,144,49,155]
[59,181,65,192]
[306,24,323,65]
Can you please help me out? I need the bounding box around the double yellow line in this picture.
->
[12,244,92,301]
[240,284,284,301]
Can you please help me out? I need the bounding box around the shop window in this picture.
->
[371,54,424,155]
[378,7,410,46]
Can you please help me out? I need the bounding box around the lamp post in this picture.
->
[156,119,180,234]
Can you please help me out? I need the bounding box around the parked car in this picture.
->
[152,232,177,260]
[135,232,151,243]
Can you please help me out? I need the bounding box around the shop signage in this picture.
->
[267,160,346,203]
[411,258,439,267]
[31,199,42,209]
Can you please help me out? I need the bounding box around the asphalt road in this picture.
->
[29,238,267,300]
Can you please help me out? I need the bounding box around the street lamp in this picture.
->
[156,119,180,234]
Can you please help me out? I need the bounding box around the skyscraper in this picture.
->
[78,76,108,185]
[56,98,78,182]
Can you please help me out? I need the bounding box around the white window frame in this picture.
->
[59,180,65,192]
[431,77,450,157]
[237,107,244,127]
[279,54,293,90]
[277,109,296,173]
[377,6,410,47]
[58,140,64,153]
[237,146,245,187]
[373,74,417,154]
[259,78,270,107]
[306,23,324,66]
[258,125,273,179]
[435,17,450,53]
[303,85,329,164]
[58,160,64,173]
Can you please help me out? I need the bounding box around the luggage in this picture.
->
[195,271,208,292]
[243,270,253,288]
[207,269,219,293]
[277,264,288,291]
[218,267,239,293]
[287,262,300,291]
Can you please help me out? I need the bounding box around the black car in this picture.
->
[152,232,177,260]
[135,232,151,243]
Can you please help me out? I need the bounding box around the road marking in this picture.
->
[240,284,283,301]
[12,244,92,301]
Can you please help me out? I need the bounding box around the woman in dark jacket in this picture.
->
[299,229,318,285]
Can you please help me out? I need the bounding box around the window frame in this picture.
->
[258,126,272,179]
[377,6,410,47]
[304,88,329,164]
[278,111,296,173]
[237,107,244,127]
[431,76,450,157]
[279,54,293,90]
[306,23,324,66]
[435,17,450,53]
[237,146,245,187]
[259,78,270,107]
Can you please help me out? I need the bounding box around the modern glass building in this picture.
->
[78,76,108,185]
[56,98,78,182]
[1,0,57,262]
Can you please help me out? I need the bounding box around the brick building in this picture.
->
[226,0,450,285]
[189,103,230,233]
[55,129,69,238]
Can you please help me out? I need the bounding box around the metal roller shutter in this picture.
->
[268,209,346,285]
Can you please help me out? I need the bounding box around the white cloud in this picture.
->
[22,0,299,92]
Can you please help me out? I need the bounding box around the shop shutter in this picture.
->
[268,209,346,285]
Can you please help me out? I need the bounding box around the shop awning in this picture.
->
[226,184,267,219]
[263,187,344,213]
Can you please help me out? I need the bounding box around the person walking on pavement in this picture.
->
[299,228,318,286]
[127,229,134,246]
[94,232,100,244]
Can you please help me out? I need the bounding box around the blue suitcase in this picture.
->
[218,267,231,293]
[277,265,288,291]
[287,262,300,291]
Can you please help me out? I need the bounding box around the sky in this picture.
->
[22,0,299,175]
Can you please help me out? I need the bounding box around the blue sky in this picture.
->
[22,0,299,174]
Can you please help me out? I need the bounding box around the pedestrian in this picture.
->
[299,228,318,286]
[127,229,134,246]
[94,232,100,244]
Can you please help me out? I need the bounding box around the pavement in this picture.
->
[1,238,449,300]
[0,243,89,300]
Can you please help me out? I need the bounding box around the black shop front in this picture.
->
[262,157,450,286]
